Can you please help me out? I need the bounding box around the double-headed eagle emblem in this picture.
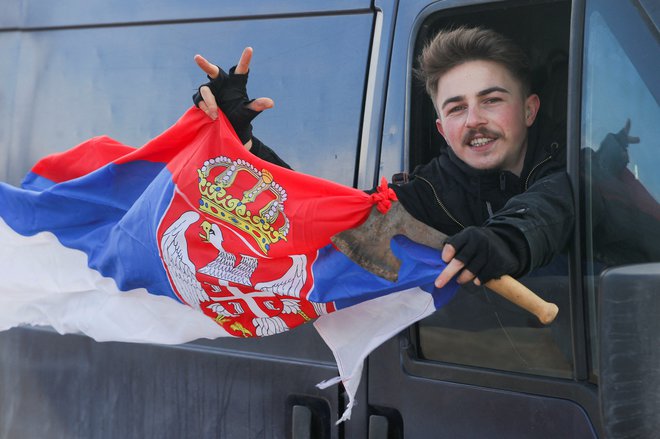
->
[159,156,325,337]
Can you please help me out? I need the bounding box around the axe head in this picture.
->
[330,201,449,282]
[332,202,561,326]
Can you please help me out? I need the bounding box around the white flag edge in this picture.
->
[313,287,437,423]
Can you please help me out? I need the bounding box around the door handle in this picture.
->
[369,414,389,439]
[291,404,312,439]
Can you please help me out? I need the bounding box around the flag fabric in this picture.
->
[0,107,458,421]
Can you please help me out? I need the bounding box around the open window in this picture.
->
[410,0,574,378]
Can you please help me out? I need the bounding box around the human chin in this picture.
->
[464,156,501,171]
[458,146,506,170]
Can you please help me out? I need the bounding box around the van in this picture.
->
[1,0,658,437]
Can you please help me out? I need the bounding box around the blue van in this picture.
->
[1,0,658,437]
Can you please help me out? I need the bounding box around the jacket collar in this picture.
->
[444,147,521,193]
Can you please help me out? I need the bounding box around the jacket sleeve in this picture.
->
[484,171,575,272]
[249,136,292,170]
[390,179,466,236]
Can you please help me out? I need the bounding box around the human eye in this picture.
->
[445,104,465,115]
[484,96,503,104]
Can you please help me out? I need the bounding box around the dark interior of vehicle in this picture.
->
[411,0,574,377]
[410,0,571,170]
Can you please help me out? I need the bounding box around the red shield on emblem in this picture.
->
[157,142,329,337]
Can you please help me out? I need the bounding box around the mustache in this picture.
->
[463,128,501,144]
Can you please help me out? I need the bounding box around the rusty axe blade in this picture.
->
[330,201,559,325]
[331,202,448,282]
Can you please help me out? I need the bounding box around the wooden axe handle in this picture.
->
[485,275,558,325]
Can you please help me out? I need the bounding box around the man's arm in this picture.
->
[485,171,574,271]
[249,136,292,170]
[436,171,574,287]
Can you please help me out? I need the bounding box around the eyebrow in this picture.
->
[440,86,511,110]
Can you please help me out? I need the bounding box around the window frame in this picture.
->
[577,0,660,384]
[391,0,602,412]
[405,0,589,380]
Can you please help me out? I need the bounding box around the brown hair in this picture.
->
[417,26,532,101]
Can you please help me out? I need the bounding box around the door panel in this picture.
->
[0,327,338,438]
[368,337,597,439]
[0,6,374,438]
[371,0,599,436]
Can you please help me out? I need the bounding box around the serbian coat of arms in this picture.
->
[157,153,333,337]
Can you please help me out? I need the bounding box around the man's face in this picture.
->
[434,60,539,175]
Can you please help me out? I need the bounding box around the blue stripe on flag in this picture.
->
[21,172,58,191]
[0,160,179,301]
[310,235,458,309]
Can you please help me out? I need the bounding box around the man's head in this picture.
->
[418,26,540,175]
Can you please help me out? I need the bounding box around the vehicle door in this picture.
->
[365,0,657,436]
[0,1,375,437]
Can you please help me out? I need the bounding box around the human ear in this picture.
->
[436,118,445,137]
[524,94,541,126]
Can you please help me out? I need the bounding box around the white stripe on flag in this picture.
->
[0,218,229,344]
[1,216,438,424]
[314,287,437,423]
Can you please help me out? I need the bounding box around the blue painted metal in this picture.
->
[0,11,372,187]
[2,0,372,29]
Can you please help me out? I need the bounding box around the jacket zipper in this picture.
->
[524,142,557,190]
[486,201,494,217]
[415,175,465,230]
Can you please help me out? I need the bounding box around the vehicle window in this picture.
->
[0,13,372,187]
[418,268,573,378]
[581,0,660,379]
[413,2,574,379]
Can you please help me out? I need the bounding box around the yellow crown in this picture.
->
[198,156,289,254]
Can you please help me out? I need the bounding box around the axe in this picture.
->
[331,202,559,325]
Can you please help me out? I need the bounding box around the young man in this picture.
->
[193,26,574,289]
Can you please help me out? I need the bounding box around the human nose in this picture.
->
[464,106,487,128]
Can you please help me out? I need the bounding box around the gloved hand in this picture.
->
[596,119,640,175]
[192,66,257,143]
[192,48,273,144]
[435,225,528,288]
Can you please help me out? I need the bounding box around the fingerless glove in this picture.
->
[193,66,260,143]
[446,225,530,283]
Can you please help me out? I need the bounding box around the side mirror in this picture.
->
[599,263,660,438]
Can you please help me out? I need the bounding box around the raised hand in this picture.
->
[597,118,640,174]
[193,47,274,145]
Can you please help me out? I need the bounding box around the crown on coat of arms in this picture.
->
[198,156,289,254]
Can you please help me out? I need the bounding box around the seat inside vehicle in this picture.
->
[410,0,571,169]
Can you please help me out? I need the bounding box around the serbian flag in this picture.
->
[0,107,458,421]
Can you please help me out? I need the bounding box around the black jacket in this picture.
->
[250,137,292,170]
[391,133,573,275]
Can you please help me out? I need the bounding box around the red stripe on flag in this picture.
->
[31,136,137,184]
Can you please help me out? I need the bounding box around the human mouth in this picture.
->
[469,137,495,147]
[464,128,500,149]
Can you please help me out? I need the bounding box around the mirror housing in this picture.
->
[599,263,660,438]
